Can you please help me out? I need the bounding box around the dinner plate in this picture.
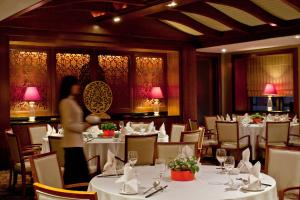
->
[241,185,266,192]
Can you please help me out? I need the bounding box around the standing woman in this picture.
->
[59,75,90,184]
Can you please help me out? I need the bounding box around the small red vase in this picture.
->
[171,170,195,181]
[103,130,115,137]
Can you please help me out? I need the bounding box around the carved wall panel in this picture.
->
[135,57,165,112]
[98,55,130,112]
[10,49,49,116]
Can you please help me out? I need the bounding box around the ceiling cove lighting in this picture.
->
[221,48,227,53]
[269,23,277,27]
[113,16,121,23]
[167,1,177,8]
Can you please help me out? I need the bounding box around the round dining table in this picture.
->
[88,165,278,200]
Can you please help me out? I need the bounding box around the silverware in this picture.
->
[143,180,160,194]
[97,174,123,178]
[236,178,271,187]
[145,185,168,198]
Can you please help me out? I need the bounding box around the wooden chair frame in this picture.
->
[33,182,98,200]
[187,119,198,131]
[180,128,205,157]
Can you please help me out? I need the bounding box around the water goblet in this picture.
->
[224,156,235,187]
[128,151,138,167]
[216,148,227,173]
[155,159,166,181]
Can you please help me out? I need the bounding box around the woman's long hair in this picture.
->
[58,75,79,102]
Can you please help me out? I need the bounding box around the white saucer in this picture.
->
[119,190,138,195]
[241,185,266,192]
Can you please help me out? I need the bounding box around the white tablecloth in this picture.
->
[88,165,278,200]
[239,123,299,159]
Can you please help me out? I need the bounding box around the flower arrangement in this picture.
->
[250,113,263,123]
[100,122,117,130]
[168,156,199,181]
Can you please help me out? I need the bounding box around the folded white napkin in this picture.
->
[226,114,231,122]
[181,145,194,158]
[146,121,154,134]
[58,128,64,135]
[116,164,138,194]
[126,122,131,128]
[242,113,250,125]
[237,148,252,173]
[159,123,166,137]
[216,115,221,121]
[103,150,117,175]
[47,125,56,135]
[124,126,134,135]
[220,116,225,121]
[87,125,100,134]
[266,114,273,122]
[293,115,298,123]
[246,162,261,190]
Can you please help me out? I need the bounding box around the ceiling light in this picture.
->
[113,16,121,23]
[167,1,177,7]
[269,23,277,27]
[295,35,300,39]
[221,48,227,53]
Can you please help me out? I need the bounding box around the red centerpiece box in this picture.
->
[102,130,115,137]
[252,118,262,124]
[171,170,195,181]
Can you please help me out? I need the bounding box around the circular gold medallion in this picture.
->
[83,81,112,114]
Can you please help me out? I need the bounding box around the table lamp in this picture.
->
[263,83,277,111]
[150,87,163,116]
[24,87,41,122]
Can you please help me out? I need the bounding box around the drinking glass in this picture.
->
[119,121,124,129]
[216,148,227,172]
[224,156,235,187]
[155,159,166,180]
[128,151,138,167]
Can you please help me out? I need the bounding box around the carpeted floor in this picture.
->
[0,170,34,200]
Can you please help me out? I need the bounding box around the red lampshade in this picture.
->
[150,87,163,99]
[263,83,277,95]
[24,87,41,101]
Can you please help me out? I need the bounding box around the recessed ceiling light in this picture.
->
[269,23,277,27]
[167,1,177,7]
[221,48,227,53]
[113,16,121,23]
[295,35,300,39]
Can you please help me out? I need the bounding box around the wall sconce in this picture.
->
[24,87,41,122]
[150,87,163,116]
[263,83,277,111]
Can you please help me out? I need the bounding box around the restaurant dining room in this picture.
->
[0,0,300,200]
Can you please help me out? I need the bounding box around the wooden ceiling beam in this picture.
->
[282,0,300,12]
[203,0,285,26]
[175,2,250,32]
[150,10,222,37]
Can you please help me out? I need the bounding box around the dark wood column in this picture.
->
[181,46,198,122]
[0,35,10,169]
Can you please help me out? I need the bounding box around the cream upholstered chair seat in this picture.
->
[266,146,300,200]
[157,142,197,160]
[220,141,249,149]
[14,161,31,173]
[34,183,98,200]
[258,141,286,149]
[203,139,218,146]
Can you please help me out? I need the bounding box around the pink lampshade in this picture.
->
[150,87,163,99]
[23,87,41,101]
[263,83,277,95]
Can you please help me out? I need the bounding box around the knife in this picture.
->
[145,185,168,198]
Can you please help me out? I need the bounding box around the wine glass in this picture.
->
[155,159,166,181]
[224,156,235,187]
[128,151,138,167]
[216,148,227,173]
[119,121,124,129]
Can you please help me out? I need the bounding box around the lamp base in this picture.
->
[28,116,36,122]
[28,101,36,122]
[152,99,160,116]
[267,96,273,111]
[154,111,159,116]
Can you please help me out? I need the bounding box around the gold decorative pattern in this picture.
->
[83,81,113,114]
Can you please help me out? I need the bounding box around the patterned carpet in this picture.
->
[0,170,34,200]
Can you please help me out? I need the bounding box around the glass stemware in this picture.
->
[128,151,138,167]
[155,159,166,181]
[119,121,124,129]
[224,156,235,187]
[216,148,227,173]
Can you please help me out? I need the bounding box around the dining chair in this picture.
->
[34,182,98,200]
[265,146,300,200]
[48,136,100,177]
[203,116,218,154]
[257,122,290,158]
[180,128,205,157]
[170,123,186,142]
[28,125,47,153]
[157,142,197,161]
[4,132,37,196]
[187,119,198,131]
[125,134,158,165]
[30,152,89,190]
[216,121,250,161]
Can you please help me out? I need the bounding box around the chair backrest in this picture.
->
[125,134,158,165]
[48,136,64,167]
[157,142,197,161]
[170,124,186,142]
[266,146,300,192]
[28,125,47,145]
[188,119,198,131]
[266,122,290,143]
[181,128,205,150]
[216,121,238,143]
[34,182,98,200]
[5,133,21,164]
[30,152,64,189]
[204,116,217,134]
